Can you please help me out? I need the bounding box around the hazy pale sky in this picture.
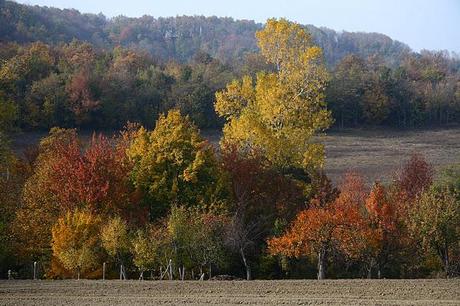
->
[16,0,460,52]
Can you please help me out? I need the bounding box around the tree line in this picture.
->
[1,42,459,132]
[1,0,459,130]
[327,52,460,127]
[0,18,459,280]
[0,41,234,130]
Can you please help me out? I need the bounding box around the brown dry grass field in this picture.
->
[321,127,460,184]
[1,279,460,305]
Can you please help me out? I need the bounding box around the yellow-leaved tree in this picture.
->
[215,18,332,171]
[127,109,223,220]
[101,216,131,279]
[51,209,101,279]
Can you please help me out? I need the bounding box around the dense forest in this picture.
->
[1,17,459,281]
[0,0,459,131]
[0,0,413,65]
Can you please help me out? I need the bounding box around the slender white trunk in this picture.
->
[240,248,251,280]
[317,247,326,280]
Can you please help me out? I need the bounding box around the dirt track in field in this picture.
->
[1,279,459,305]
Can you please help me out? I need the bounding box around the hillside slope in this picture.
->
[0,0,411,66]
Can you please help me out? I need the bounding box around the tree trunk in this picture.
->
[317,247,326,280]
[77,267,80,280]
[245,265,251,281]
[341,110,344,129]
[240,248,251,280]
[446,108,449,125]
[209,263,212,280]
[443,243,450,279]
[367,259,375,279]
[403,108,407,128]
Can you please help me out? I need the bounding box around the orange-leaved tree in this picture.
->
[328,172,368,265]
[359,182,398,278]
[268,172,366,279]
[268,206,335,280]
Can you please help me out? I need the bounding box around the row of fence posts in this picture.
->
[100,261,126,281]
[102,259,201,281]
[7,261,38,280]
[7,260,207,281]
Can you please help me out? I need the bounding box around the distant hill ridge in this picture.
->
[0,0,411,66]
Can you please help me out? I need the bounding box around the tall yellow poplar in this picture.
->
[215,18,332,170]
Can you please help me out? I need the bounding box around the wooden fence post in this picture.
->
[33,261,37,280]
[102,262,106,281]
[209,263,212,280]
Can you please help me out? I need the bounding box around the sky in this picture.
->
[15,0,460,53]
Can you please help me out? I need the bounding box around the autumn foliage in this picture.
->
[268,164,453,279]
[0,16,458,280]
[51,209,102,279]
[3,122,459,280]
[12,127,144,263]
[268,172,366,279]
